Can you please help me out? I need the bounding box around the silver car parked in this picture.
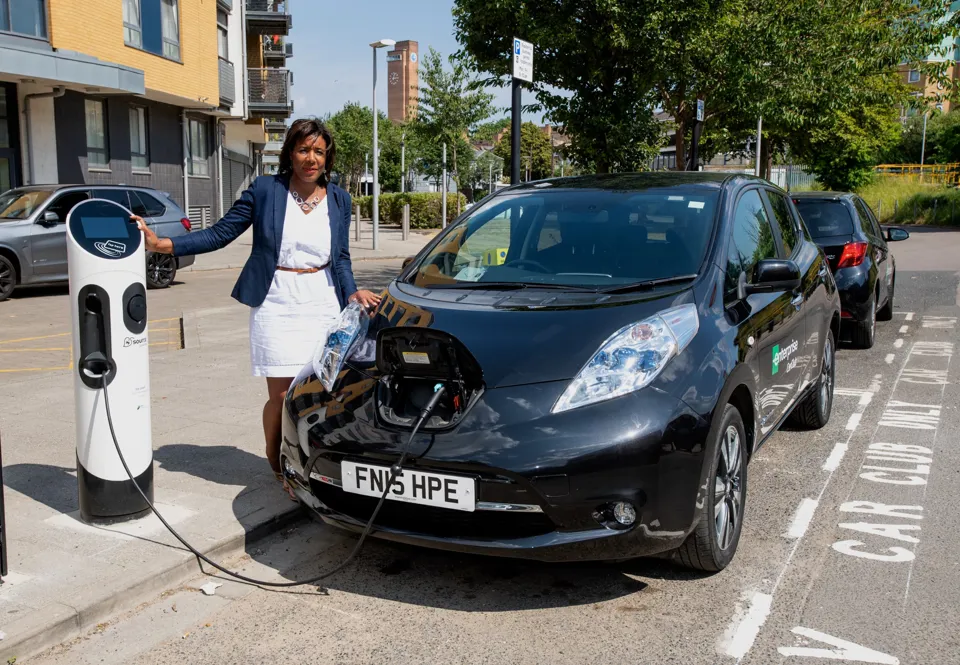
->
[0,184,196,302]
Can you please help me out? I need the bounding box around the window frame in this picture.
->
[84,98,110,169]
[124,0,181,63]
[761,188,800,259]
[129,105,150,172]
[908,69,921,83]
[0,0,48,40]
[123,0,142,48]
[217,7,229,60]
[724,186,782,302]
[130,190,167,218]
[187,118,209,177]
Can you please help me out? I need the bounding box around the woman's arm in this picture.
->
[136,182,256,256]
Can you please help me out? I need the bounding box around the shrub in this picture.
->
[350,193,466,228]
[856,177,960,226]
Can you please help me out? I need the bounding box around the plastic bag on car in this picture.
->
[313,301,370,392]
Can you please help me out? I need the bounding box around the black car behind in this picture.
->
[792,192,909,348]
[280,173,841,572]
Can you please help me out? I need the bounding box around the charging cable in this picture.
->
[100,375,446,589]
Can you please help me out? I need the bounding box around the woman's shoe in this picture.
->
[274,471,298,502]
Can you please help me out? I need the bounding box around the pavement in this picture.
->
[179,219,437,273]
[4,225,960,664]
[0,258,408,663]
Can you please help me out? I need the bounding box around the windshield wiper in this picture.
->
[600,274,698,294]
[429,281,595,291]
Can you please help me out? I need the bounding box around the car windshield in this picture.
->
[0,189,54,220]
[405,186,720,290]
[793,199,855,239]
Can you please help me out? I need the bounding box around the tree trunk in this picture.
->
[760,137,773,181]
[675,118,687,171]
[595,158,610,174]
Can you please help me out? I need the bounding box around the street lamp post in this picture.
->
[400,132,406,194]
[369,38,396,251]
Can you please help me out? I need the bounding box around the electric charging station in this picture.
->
[67,199,153,524]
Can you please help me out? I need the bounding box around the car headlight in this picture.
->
[552,304,699,414]
[313,301,370,392]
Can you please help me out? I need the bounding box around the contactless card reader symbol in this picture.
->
[94,240,127,258]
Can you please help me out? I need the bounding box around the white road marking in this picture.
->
[859,392,873,406]
[905,312,914,321]
[724,592,774,658]
[778,627,899,663]
[894,338,904,349]
[785,498,819,540]
[845,413,862,431]
[823,443,849,472]
[899,325,909,334]
[886,354,895,364]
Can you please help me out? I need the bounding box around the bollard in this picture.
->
[933,198,938,224]
[402,203,410,241]
[877,199,882,221]
[894,199,898,219]
[355,205,361,242]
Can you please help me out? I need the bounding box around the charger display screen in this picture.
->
[80,216,130,239]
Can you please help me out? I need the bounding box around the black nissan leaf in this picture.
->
[280,173,840,572]
[791,192,909,349]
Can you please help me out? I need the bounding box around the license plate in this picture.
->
[341,461,476,512]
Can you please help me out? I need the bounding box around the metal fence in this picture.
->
[875,163,960,186]
[247,68,291,107]
[218,59,235,105]
[769,164,817,192]
[246,0,288,12]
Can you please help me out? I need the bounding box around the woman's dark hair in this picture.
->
[278,118,336,185]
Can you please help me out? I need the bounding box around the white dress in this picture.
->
[249,192,342,377]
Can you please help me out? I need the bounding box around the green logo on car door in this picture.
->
[772,340,799,375]
[772,345,780,375]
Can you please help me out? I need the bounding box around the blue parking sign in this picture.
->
[515,39,521,55]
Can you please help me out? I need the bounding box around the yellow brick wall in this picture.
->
[47,0,218,105]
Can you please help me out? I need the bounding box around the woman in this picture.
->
[134,118,381,499]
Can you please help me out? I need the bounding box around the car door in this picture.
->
[28,189,90,278]
[726,188,804,433]
[855,197,891,303]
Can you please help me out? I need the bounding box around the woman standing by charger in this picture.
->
[134,118,381,499]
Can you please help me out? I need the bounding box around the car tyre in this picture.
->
[146,252,177,289]
[851,296,876,349]
[877,279,894,322]
[0,254,17,303]
[789,328,835,429]
[675,404,747,572]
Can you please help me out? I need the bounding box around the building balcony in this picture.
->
[219,58,236,106]
[263,37,292,66]
[265,119,287,134]
[245,0,292,36]
[247,68,293,118]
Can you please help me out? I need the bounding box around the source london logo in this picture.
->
[772,340,799,375]
[94,240,126,258]
[123,336,147,348]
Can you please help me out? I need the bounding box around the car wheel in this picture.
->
[851,296,876,349]
[146,252,177,289]
[0,255,17,303]
[789,328,835,429]
[877,279,894,322]
[675,404,747,572]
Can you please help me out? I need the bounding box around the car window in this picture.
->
[130,190,166,218]
[0,189,54,219]
[406,186,720,289]
[94,189,131,209]
[793,199,855,239]
[45,191,91,223]
[853,198,875,239]
[859,198,884,240]
[765,190,798,257]
[726,189,778,298]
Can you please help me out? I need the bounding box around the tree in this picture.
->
[413,47,495,210]
[493,122,553,181]
[466,149,505,194]
[472,118,511,143]
[325,103,404,196]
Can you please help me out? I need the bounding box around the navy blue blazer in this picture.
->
[170,175,359,309]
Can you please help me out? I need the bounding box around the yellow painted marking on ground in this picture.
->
[0,365,72,373]
[0,347,70,353]
[0,332,71,345]
[148,327,180,333]
[149,341,179,347]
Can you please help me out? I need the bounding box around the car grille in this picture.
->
[311,481,556,540]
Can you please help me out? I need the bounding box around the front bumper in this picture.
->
[281,380,710,562]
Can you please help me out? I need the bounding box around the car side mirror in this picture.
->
[401,256,415,270]
[738,259,802,299]
[39,211,59,226]
[886,227,910,242]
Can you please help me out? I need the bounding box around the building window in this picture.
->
[124,0,180,61]
[217,8,228,60]
[123,0,141,47]
[130,106,149,171]
[0,0,47,39]
[85,100,109,167]
[908,69,921,83]
[188,118,209,176]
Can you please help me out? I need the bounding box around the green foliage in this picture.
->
[355,193,468,228]
[856,178,960,225]
[492,122,553,181]
[883,110,960,165]
[472,118,511,143]
[326,103,404,196]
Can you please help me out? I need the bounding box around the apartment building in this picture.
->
[0,0,294,225]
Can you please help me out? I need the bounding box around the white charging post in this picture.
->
[67,199,153,523]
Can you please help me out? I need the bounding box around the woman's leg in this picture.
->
[263,376,293,474]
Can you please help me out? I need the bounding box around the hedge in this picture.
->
[352,193,467,228]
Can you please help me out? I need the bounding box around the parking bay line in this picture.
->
[784,498,819,540]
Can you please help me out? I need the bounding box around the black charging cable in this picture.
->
[100,375,446,589]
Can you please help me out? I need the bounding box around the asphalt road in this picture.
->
[28,230,960,665]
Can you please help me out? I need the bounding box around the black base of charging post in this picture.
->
[0,430,8,583]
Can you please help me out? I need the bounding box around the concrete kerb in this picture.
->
[0,506,304,663]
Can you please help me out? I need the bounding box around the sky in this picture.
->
[286,0,547,125]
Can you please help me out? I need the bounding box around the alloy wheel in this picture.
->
[714,425,743,551]
[147,254,176,288]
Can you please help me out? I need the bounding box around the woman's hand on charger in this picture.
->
[350,289,382,311]
[131,215,173,254]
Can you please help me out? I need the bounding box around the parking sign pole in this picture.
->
[511,37,534,186]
